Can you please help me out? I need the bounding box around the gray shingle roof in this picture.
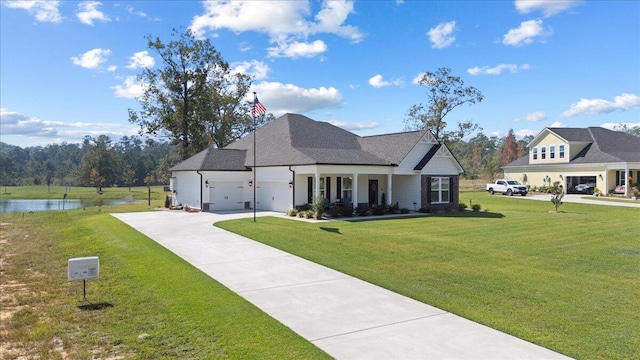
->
[505,127,640,167]
[171,113,443,171]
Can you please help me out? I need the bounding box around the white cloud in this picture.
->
[427,21,457,49]
[503,20,551,46]
[71,48,112,70]
[368,74,403,88]
[112,76,146,99]
[126,51,155,69]
[3,0,62,22]
[515,129,539,138]
[467,63,531,75]
[327,120,380,131]
[514,0,583,18]
[550,121,566,127]
[369,74,389,88]
[514,111,548,122]
[231,60,270,80]
[124,5,159,21]
[600,122,640,131]
[238,42,252,52]
[76,1,111,26]
[267,40,328,58]
[250,81,342,115]
[412,72,427,85]
[0,108,136,143]
[189,1,364,59]
[562,93,640,117]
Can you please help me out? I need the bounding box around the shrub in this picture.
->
[458,202,468,211]
[164,195,171,208]
[387,202,400,214]
[418,207,430,213]
[471,204,482,212]
[304,210,314,219]
[356,205,370,216]
[371,204,385,215]
[400,208,410,214]
[287,209,298,217]
[339,205,354,217]
[312,195,325,220]
[297,211,305,218]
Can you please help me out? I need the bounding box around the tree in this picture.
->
[614,123,640,138]
[78,135,122,187]
[129,29,263,159]
[501,129,518,166]
[550,181,564,212]
[405,67,484,144]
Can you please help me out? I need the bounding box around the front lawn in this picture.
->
[0,208,329,359]
[216,191,640,360]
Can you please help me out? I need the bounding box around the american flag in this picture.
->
[252,96,267,115]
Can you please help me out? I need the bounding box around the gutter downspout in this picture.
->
[197,170,203,209]
[289,166,295,210]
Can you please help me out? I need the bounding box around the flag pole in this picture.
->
[253,92,257,222]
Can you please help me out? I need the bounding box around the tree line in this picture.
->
[0,135,178,190]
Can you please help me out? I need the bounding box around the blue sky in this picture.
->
[1,0,639,148]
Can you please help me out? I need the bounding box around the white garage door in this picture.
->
[209,181,245,211]
[256,181,290,212]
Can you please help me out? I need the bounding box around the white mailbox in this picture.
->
[68,256,99,281]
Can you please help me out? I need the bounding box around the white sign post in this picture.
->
[68,257,99,301]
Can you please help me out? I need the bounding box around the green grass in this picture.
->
[216,191,640,360]
[0,207,329,359]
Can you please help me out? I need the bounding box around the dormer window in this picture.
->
[541,146,546,160]
[559,145,565,159]
[550,145,555,159]
[533,147,538,160]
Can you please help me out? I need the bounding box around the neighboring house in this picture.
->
[169,113,463,212]
[503,127,640,196]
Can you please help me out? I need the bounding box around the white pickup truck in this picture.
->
[486,179,528,196]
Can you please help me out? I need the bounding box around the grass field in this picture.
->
[0,202,329,358]
[217,191,640,360]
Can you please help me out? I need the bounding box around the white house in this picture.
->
[169,113,464,212]
[503,127,640,195]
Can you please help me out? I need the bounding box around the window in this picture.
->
[550,145,555,159]
[319,177,325,199]
[342,177,353,201]
[533,147,538,160]
[541,146,546,160]
[559,145,565,159]
[430,177,450,204]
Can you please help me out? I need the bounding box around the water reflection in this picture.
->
[0,199,130,213]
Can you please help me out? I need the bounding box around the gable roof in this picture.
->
[171,113,456,171]
[506,127,640,167]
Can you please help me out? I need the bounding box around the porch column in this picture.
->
[387,173,392,205]
[315,170,321,201]
[625,165,630,196]
[353,173,358,207]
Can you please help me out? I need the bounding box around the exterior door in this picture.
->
[368,180,378,206]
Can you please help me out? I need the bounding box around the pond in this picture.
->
[0,199,132,213]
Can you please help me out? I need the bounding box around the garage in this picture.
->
[566,176,596,194]
[256,181,290,211]
[209,181,245,211]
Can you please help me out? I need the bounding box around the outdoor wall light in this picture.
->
[288,180,293,188]
[599,174,604,180]
[205,180,209,187]
[249,180,253,187]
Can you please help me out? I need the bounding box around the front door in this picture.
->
[368,180,378,206]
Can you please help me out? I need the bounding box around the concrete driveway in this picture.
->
[511,193,640,208]
[113,210,573,359]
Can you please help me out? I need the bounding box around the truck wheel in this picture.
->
[489,188,494,195]
[507,189,513,196]
[521,193,527,196]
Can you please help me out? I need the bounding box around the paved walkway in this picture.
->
[113,210,573,359]
[513,194,640,208]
